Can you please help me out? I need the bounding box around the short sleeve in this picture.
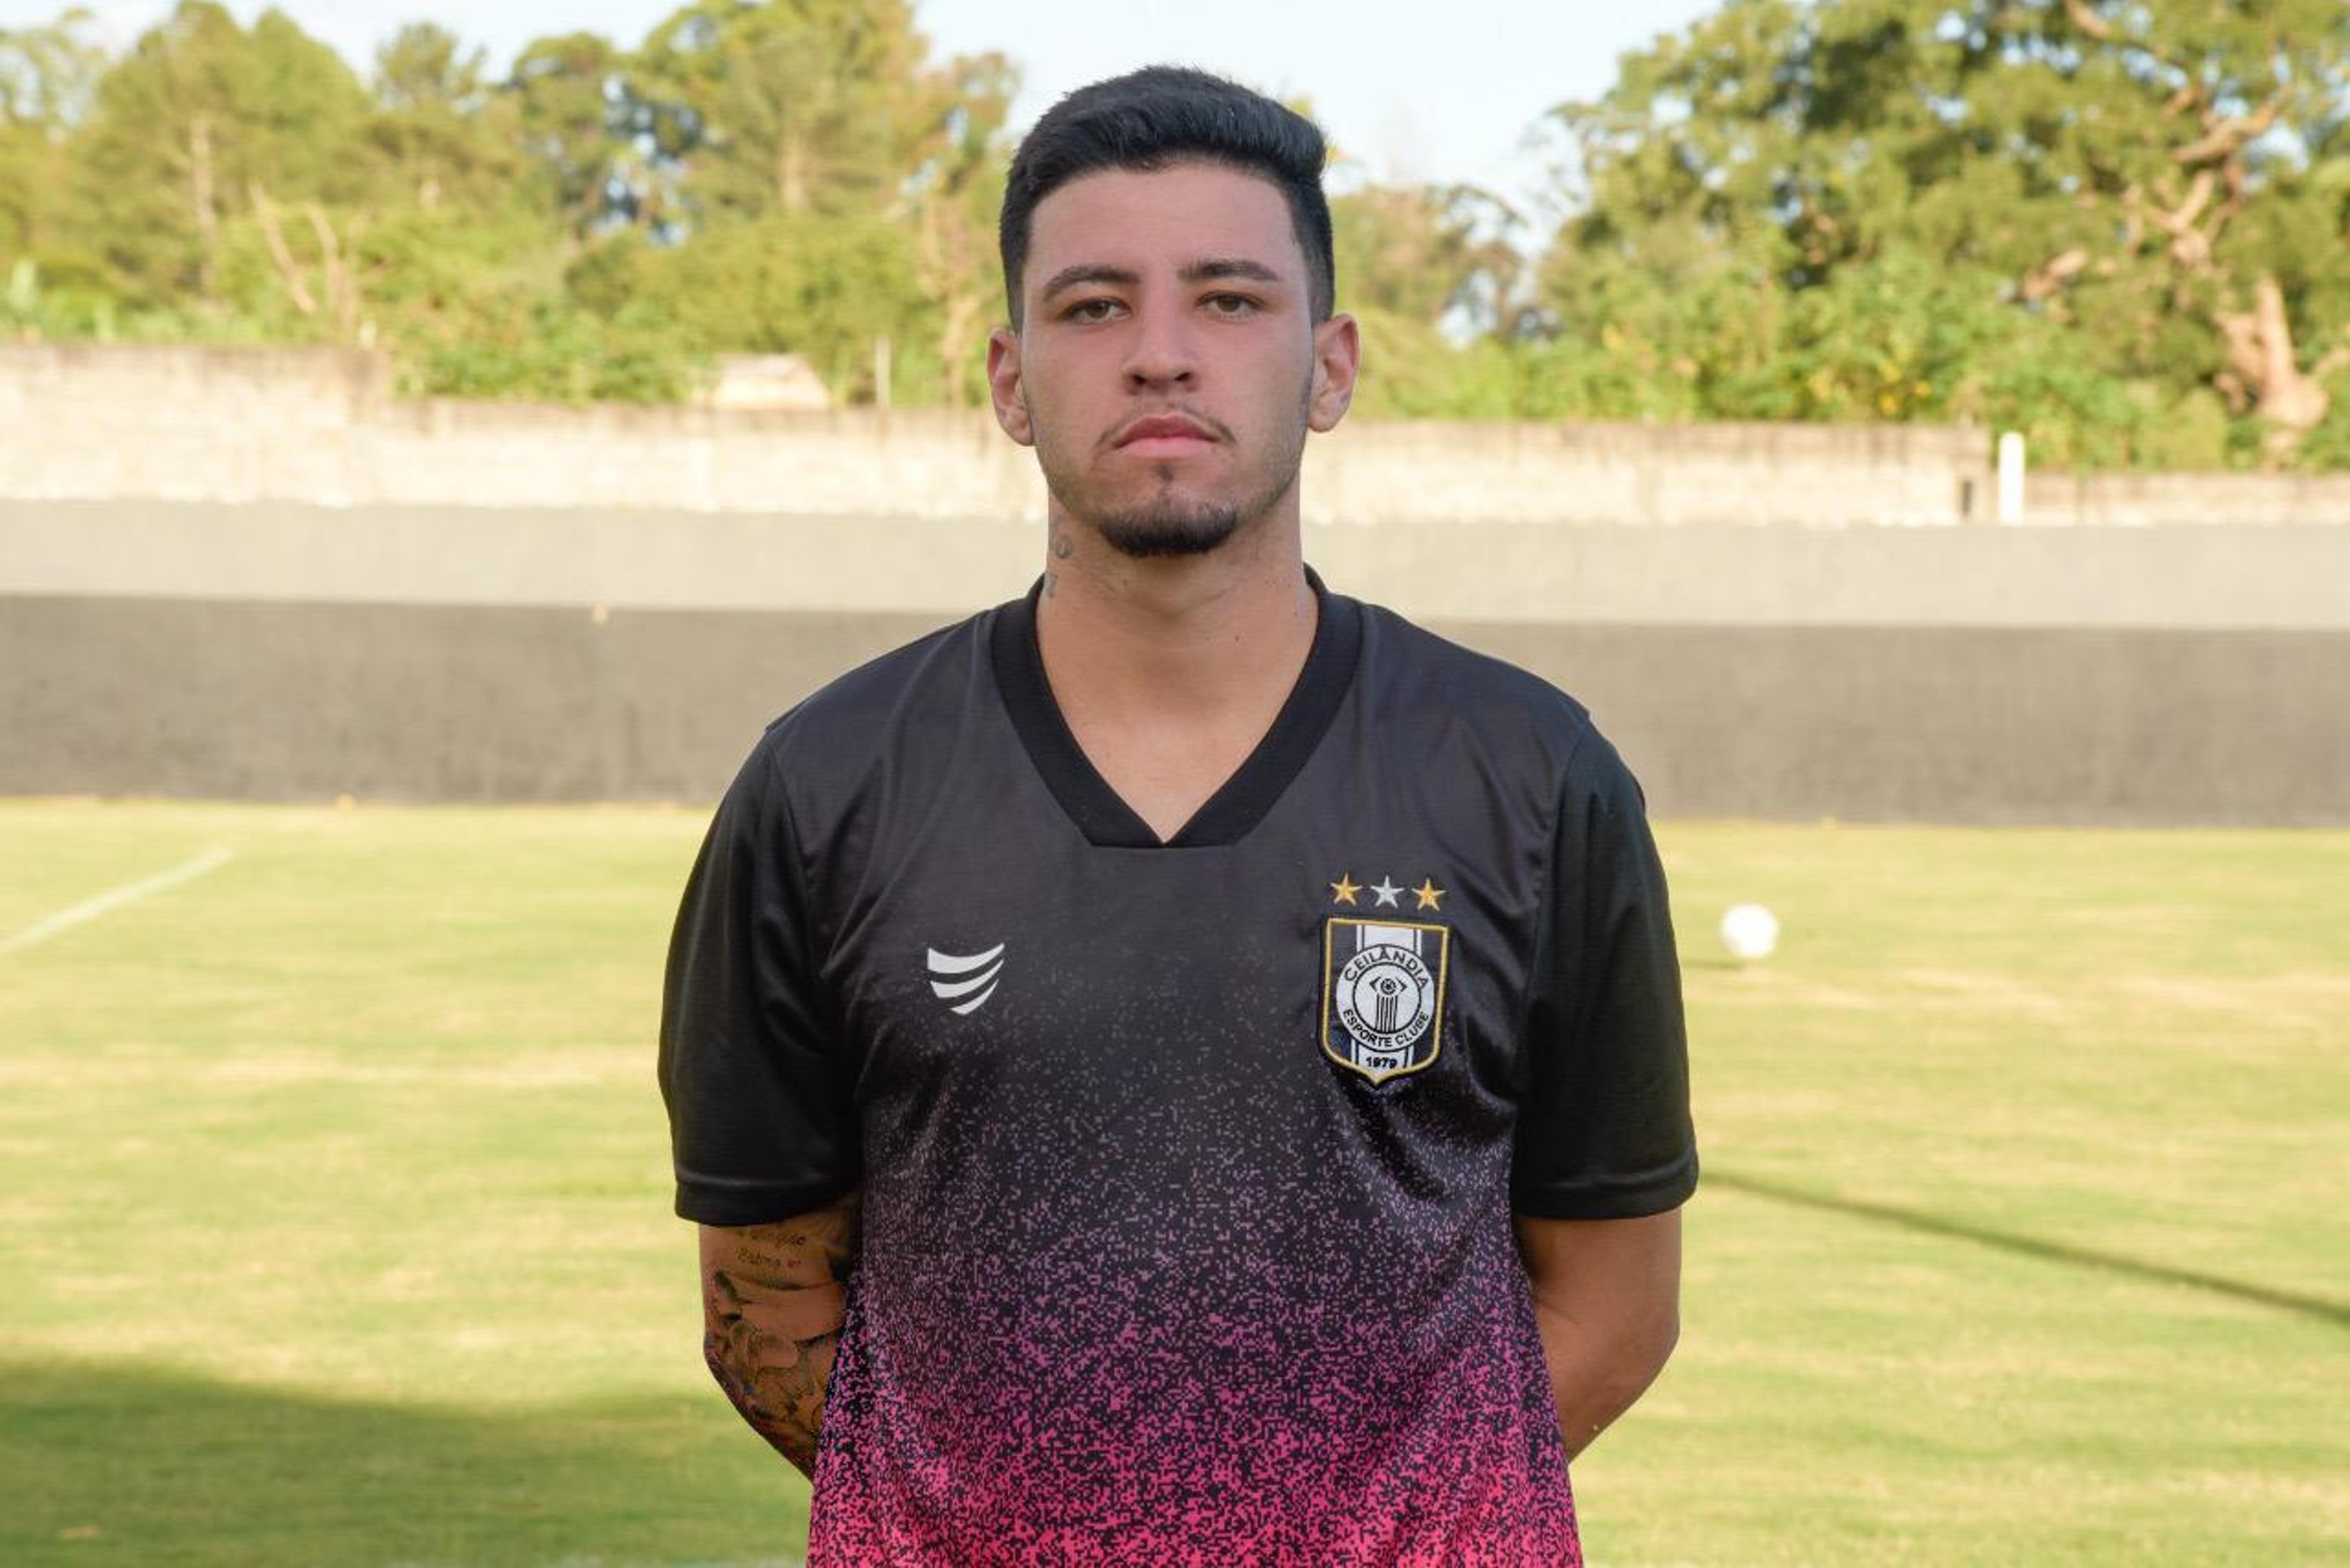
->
[657,738,860,1225]
[1510,729,1698,1219]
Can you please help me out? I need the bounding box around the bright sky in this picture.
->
[15,0,1722,222]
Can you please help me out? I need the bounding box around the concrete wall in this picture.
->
[2041,468,2350,528]
[11,342,2350,525]
[5,343,1999,525]
[9,500,2348,628]
[6,501,2345,823]
[7,595,2340,824]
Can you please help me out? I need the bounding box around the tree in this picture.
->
[895,47,1016,405]
[373,20,484,113]
[1325,179,1526,420]
[571,210,934,403]
[631,0,942,222]
[617,1,1020,405]
[505,31,632,233]
[1332,181,1521,337]
[0,7,106,265]
[0,6,102,128]
[61,2,370,310]
[364,24,523,218]
[1536,0,2350,465]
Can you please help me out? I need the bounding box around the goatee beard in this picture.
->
[1094,499,1244,559]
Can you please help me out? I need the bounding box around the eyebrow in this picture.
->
[1039,263,1138,303]
[1038,256,1286,304]
[1182,257,1283,286]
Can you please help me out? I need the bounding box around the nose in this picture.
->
[1121,301,1195,391]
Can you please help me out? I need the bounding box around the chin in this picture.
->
[1095,502,1244,559]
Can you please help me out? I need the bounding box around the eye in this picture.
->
[1203,293,1261,318]
[1063,297,1125,323]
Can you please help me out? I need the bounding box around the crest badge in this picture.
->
[1321,916,1449,1084]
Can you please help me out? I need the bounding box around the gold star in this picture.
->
[1412,878,1446,912]
[1328,873,1362,906]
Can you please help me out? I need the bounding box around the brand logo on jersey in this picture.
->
[1321,917,1448,1084]
[927,943,1004,1015]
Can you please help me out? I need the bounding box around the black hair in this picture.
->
[998,65,1335,327]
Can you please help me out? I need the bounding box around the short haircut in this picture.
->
[998,65,1335,328]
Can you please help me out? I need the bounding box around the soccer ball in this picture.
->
[1719,903,1779,961]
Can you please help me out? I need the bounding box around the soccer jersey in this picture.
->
[660,572,1697,1566]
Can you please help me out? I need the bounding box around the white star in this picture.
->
[1369,877,1403,908]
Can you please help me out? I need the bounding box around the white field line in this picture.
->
[0,846,236,957]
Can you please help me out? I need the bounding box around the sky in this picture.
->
[12,0,1725,223]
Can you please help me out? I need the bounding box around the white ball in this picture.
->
[1719,903,1779,961]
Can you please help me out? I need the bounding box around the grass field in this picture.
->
[2,799,2346,1566]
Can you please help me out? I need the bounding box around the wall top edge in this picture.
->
[5,583,2346,637]
[4,497,2346,529]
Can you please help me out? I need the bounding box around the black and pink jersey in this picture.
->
[660,573,1697,1565]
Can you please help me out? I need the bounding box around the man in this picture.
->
[660,66,1695,1565]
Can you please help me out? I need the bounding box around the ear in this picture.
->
[987,326,1033,447]
[1307,313,1360,433]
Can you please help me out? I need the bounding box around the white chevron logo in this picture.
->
[926,943,1005,1015]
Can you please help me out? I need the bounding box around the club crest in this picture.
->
[1321,917,1449,1084]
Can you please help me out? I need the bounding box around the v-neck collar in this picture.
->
[989,566,1362,849]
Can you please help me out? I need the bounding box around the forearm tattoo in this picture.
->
[701,1190,864,1476]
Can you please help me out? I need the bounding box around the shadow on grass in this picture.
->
[1707,1167,2350,1330]
[2,1359,806,1567]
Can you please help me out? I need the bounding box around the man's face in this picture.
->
[988,161,1357,559]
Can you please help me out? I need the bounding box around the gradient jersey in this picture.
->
[660,578,1698,1566]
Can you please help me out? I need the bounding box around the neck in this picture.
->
[1034,499,1317,723]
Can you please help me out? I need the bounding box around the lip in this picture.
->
[1113,413,1218,449]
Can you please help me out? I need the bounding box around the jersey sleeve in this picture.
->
[1510,728,1698,1219]
[658,737,861,1225]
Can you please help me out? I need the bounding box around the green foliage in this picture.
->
[361,23,522,217]
[622,1,1017,402]
[59,2,373,305]
[895,47,1018,404]
[347,205,699,403]
[1528,0,2350,466]
[568,213,936,405]
[0,1,1015,408]
[1320,0,2350,471]
[1330,181,1519,334]
[2296,368,2350,471]
[504,30,629,233]
[371,20,483,112]
[44,1,371,310]
[413,292,694,404]
[632,0,945,222]
[0,119,55,260]
[1327,181,1535,423]
[0,7,104,258]
[0,5,104,127]
[1345,305,1518,420]
[4,0,2344,464]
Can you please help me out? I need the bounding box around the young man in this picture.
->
[660,67,1695,1565]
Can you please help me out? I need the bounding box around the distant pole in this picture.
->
[874,335,892,412]
[1996,431,2026,524]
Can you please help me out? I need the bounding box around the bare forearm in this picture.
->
[1527,1296,1678,1460]
[700,1191,864,1477]
[1513,1209,1682,1462]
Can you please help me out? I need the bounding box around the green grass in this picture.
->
[2,801,2345,1566]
